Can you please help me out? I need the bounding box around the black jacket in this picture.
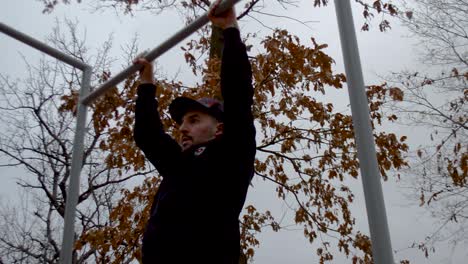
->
[134,27,256,264]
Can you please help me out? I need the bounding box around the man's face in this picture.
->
[178,110,223,151]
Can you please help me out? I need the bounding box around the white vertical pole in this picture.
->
[59,67,92,264]
[0,21,94,264]
[333,1,395,263]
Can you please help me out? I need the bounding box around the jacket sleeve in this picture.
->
[134,83,182,178]
[221,28,256,184]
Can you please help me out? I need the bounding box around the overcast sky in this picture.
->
[0,0,465,263]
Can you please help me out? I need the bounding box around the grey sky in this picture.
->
[0,0,465,263]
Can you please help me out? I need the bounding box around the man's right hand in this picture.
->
[208,0,239,30]
[133,55,154,84]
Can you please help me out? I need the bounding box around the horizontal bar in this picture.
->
[81,0,241,105]
[0,22,89,70]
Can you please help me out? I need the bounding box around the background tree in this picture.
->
[38,0,399,31]
[3,0,410,263]
[72,3,407,264]
[78,29,409,263]
[0,19,155,263]
[384,0,467,258]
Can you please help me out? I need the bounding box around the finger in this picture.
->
[136,50,149,59]
[134,50,150,67]
[133,58,141,64]
[208,0,222,17]
[133,58,145,69]
[134,58,146,64]
[133,59,149,75]
[134,58,152,68]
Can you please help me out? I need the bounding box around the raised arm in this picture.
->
[209,1,256,197]
[208,1,255,149]
[133,58,182,178]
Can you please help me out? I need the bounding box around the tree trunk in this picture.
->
[209,25,224,60]
[209,25,224,100]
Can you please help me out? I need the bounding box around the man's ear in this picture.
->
[215,122,224,136]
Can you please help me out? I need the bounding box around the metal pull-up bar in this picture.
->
[81,0,242,105]
[0,22,88,70]
[1,0,395,263]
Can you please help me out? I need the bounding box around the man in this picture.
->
[133,1,256,263]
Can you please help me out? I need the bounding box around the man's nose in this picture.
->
[179,122,188,133]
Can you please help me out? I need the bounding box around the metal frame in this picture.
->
[1,0,395,263]
[0,22,92,264]
[334,0,394,263]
